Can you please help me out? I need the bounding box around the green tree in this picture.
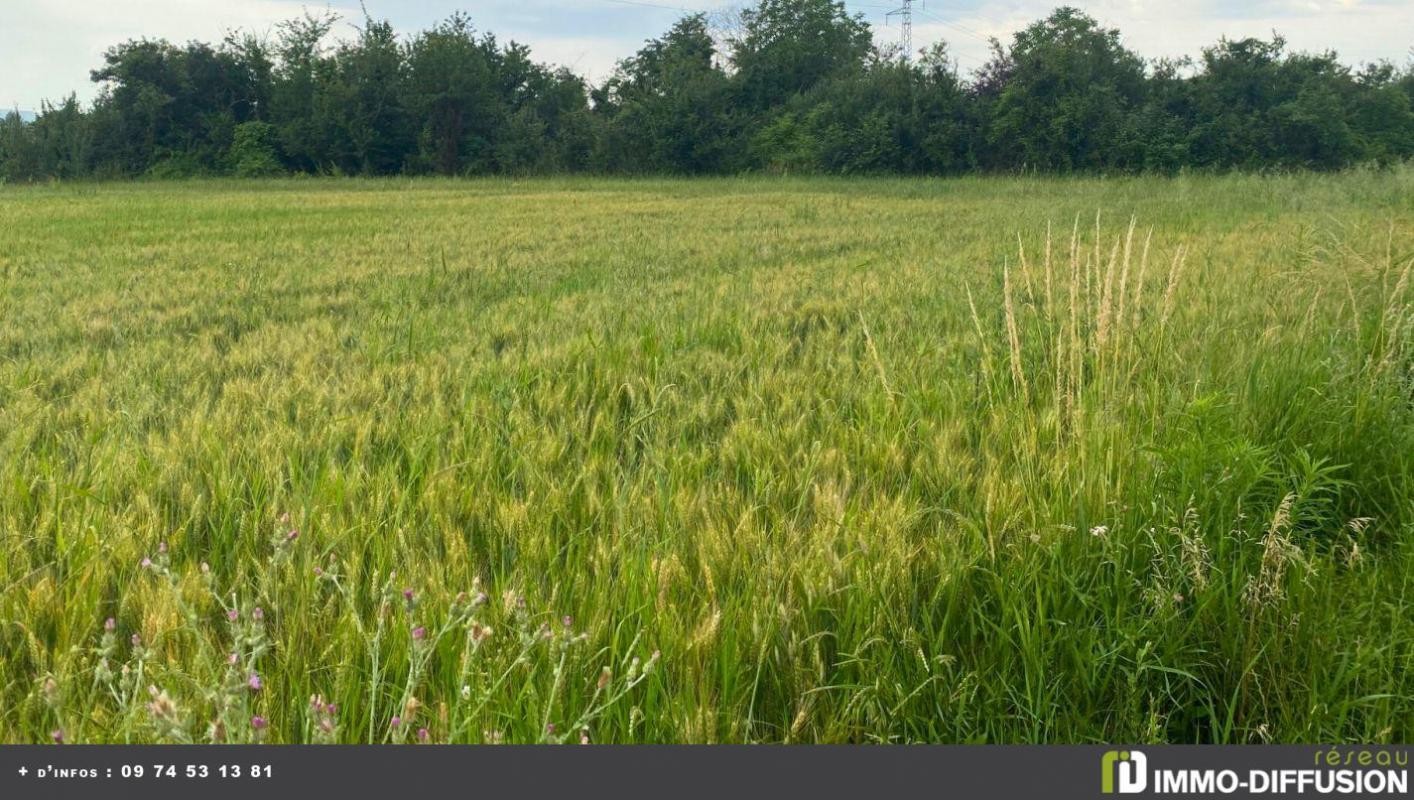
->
[730,0,873,113]
[405,14,499,174]
[593,15,733,173]
[985,7,1147,171]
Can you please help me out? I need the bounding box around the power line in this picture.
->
[596,0,698,13]
[915,8,994,45]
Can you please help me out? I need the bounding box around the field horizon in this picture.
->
[1,170,1411,744]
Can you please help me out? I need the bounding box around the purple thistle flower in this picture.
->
[227,609,239,622]
[130,633,142,647]
[390,716,402,729]
[418,727,430,742]
[286,529,299,542]
[251,607,264,622]
[248,673,262,692]
[104,617,116,632]
[313,566,323,577]
[411,626,427,641]
[51,729,64,744]
[140,558,152,569]
[251,716,268,731]
[546,723,556,735]
[228,652,239,665]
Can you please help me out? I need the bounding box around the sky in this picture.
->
[3,0,1412,113]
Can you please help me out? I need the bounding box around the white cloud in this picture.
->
[1,0,360,110]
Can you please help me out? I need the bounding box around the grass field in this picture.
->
[1,172,1412,744]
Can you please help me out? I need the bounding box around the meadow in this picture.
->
[0,171,1411,744]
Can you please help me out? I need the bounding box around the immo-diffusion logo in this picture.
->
[1101,751,1148,794]
[1100,749,1409,795]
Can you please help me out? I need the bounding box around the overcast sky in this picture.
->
[3,0,1412,112]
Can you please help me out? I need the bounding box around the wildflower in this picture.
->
[140,558,153,569]
[580,729,591,745]
[51,729,64,744]
[313,567,323,577]
[562,615,573,629]
[597,667,612,691]
[146,687,178,722]
[412,626,427,641]
[130,634,142,647]
[546,723,556,735]
[418,727,430,743]
[251,607,264,622]
[104,617,116,632]
[251,716,268,731]
[158,542,168,554]
[1090,525,1109,538]
[248,673,262,692]
[227,609,239,622]
[390,716,402,729]
[286,529,299,542]
[460,685,471,700]
[228,652,239,666]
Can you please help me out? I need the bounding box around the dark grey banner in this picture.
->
[0,745,1407,799]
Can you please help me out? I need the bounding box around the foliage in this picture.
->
[229,122,283,176]
[2,3,1411,181]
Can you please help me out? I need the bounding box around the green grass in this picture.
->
[1,171,1411,744]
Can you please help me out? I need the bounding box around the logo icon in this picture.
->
[1102,750,1149,794]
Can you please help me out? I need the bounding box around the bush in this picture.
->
[229,122,284,177]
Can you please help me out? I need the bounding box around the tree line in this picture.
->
[3,0,1413,181]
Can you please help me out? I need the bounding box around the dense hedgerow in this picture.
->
[2,2,1413,181]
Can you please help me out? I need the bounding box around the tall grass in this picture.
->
[0,170,1411,743]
